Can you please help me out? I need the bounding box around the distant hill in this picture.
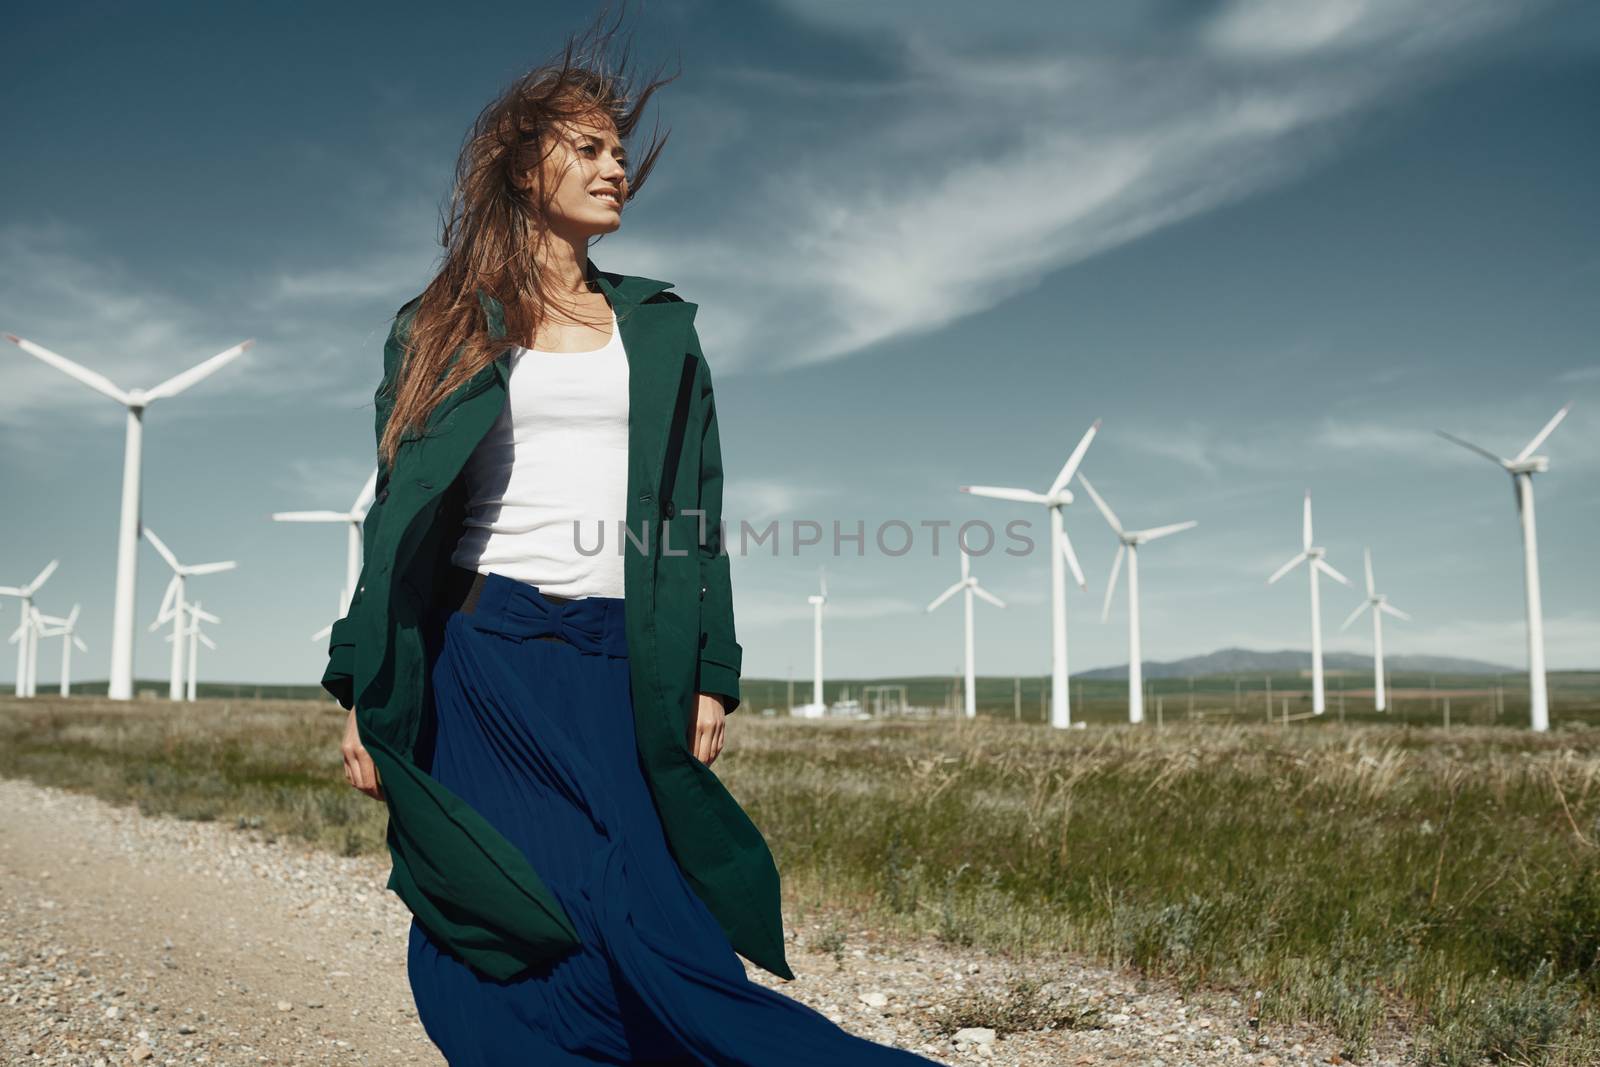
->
[1073,647,1516,680]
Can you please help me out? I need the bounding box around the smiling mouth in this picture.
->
[590,191,621,208]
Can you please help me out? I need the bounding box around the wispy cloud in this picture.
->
[0,220,387,425]
[723,476,834,525]
[0,221,229,424]
[652,0,1544,375]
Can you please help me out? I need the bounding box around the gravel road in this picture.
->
[1,776,1409,1066]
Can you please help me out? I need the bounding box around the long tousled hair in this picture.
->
[377,4,676,469]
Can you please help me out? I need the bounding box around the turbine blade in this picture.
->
[271,511,348,523]
[197,632,216,650]
[926,583,962,612]
[143,340,252,402]
[66,603,80,625]
[311,622,333,641]
[1436,429,1509,468]
[1101,543,1125,623]
[1134,520,1197,543]
[192,606,221,624]
[5,334,131,406]
[960,485,1049,506]
[1340,600,1372,631]
[156,574,179,620]
[0,585,22,596]
[26,559,60,593]
[1302,491,1313,552]
[971,584,1005,609]
[1364,547,1375,596]
[1515,401,1573,461]
[1060,526,1088,590]
[183,561,237,577]
[73,635,88,652]
[1267,552,1308,585]
[1075,473,1124,535]
[1048,419,1102,497]
[352,469,379,518]
[1381,603,1411,621]
[1317,559,1352,585]
[142,527,182,572]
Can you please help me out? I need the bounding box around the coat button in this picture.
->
[663,500,676,518]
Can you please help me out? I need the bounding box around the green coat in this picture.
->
[319,262,793,983]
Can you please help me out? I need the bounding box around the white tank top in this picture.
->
[449,304,629,599]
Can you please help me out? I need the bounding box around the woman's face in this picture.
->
[539,114,628,239]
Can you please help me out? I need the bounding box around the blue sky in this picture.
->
[2,0,1597,689]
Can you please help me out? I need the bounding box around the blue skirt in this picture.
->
[406,572,941,1065]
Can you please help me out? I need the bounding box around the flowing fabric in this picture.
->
[406,572,942,1065]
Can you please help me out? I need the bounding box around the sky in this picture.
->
[2,0,1597,691]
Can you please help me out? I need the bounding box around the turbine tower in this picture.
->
[144,527,237,701]
[272,469,379,640]
[1267,491,1350,715]
[1437,402,1571,732]
[925,544,1006,718]
[6,333,251,699]
[800,567,827,718]
[961,420,1099,729]
[1076,474,1197,725]
[1,560,59,697]
[1340,548,1410,713]
[164,600,219,702]
[37,605,88,697]
[6,605,49,697]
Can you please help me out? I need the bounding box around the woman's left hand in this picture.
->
[688,692,728,765]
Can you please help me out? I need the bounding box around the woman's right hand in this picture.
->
[341,708,384,801]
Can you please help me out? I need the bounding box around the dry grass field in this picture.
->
[4,691,1599,1065]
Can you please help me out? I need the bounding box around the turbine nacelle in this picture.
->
[1437,402,1569,479]
[1509,456,1550,475]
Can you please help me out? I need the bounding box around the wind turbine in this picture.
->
[1,560,59,697]
[925,544,1006,718]
[797,567,828,718]
[37,605,88,697]
[272,469,379,640]
[1437,402,1572,732]
[6,605,49,697]
[164,600,218,702]
[961,420,1099,729]
[6,333,252,700]
[1076,474,1197,725]
[1340,548,1410,713]
[144,527,237,701]
[1267,491,1350,715]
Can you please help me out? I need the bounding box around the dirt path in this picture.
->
[1,775,1400,1066]
[0,776,441,1066]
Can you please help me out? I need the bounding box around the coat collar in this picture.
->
[474,259,676,341]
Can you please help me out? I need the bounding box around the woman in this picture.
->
[322,14,943,1066]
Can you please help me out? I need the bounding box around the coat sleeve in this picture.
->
[690,325,744,714]
[320,300,417,708]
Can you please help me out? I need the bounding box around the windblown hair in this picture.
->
[377,3,675,469]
